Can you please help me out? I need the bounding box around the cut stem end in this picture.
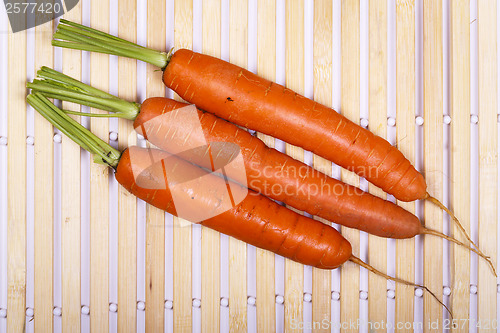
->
[27,93,121,168]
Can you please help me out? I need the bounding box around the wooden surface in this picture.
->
[395,0,416,327]
[7,17,26,333]
[61,3,82,332]
[450,0,471,330]
[145,0,166,331]
[229,1,248,332]
[368,0,387,328]
[255,0,276,331]
[423,0,444,330]
[1,0,499,332]
[312,1,332,331]
[284,1,305,332]
[478,0,498,331]
[34,14,54,333]
[340,1,360,331]
[173,0,193,332]
[201,0,221,331]
[117,0,138,331]
[89,2,110,332]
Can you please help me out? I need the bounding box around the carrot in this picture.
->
[27,67,497,276]
[50,19,482,258]
[26,92,452,313]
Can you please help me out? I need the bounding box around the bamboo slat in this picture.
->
[0,10,6,333]
[173,0,193,331]
[367,0,387,326]
[201,0,221,330]
[284,0,304,331]
[229,0,248,331]
[0,12,6,331]
[117,0,138,331]
[340,0,360,331]
[395,0,415,326]
[255,0,276,330]
[7,19,27,333]
[90,3,110,331]
[423,0,444,328]
[312,1,333,331]
[450,0,470,328]
[477,0,498,330]
[145,0,167,331]
[61,5,82,332]
[33,19,54,333]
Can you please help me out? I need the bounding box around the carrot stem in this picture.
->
[26,93,121,168]
[36,66,116,99]
[57,19,148,48]
[27,67,140,120]
[53,19,170,69]
[349,256,452,318]
[62,110,125,118]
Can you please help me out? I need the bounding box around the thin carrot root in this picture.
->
[426,193,474,245]
[422,228,497,277]
[349,256,453,318]
[425,193,494,272]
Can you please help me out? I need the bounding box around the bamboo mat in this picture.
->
[0,0,499,332]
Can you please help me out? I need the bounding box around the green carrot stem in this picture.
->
[27,67,140,120]
[62,110,132,119]
[53,31,159,66]
[27,93,121,168]
[59,19,147,49]
[53,19,171,69]
[30,91,124,114]
[36,66,117,99]
[54,29,154,59]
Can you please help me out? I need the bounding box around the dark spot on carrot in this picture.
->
[226,97,234,102]
[191,196,194,199]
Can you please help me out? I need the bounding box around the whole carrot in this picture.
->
[26,67,496,276]
[28,67,420,239]
[27,92,451,313]
[27,92,348,268]
[50,19,480,254]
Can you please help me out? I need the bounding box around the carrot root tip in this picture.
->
[349,256,452,318]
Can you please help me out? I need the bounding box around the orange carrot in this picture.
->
[50,19,480,256]
[27,92,350,269]
[27,67,497,277]
[27,92,451,313]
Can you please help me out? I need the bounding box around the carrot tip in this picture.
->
[425,193,496,275]
[422,228,497,277]
[349,256,453,318]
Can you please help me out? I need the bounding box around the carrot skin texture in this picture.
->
[115,146,352,269]
[163,49,426,202]
[134,97,422,239]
